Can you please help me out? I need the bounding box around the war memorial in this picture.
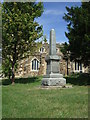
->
[42,29,66,86]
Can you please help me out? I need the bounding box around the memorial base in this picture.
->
[42,73,66,86]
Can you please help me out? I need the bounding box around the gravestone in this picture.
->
[42,29,66,86]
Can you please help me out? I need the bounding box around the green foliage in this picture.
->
[60,42,69,60]
[2,58,12,79]
[63,2,90,66]
[60,42,70,75]
[2,2,44,81]
[43,34,47,43]
[65,73,90,85]
[2,75,42,85]
[2,58,18,79]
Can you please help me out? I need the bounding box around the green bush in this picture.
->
[2,76,42,85]
[65,73,90,85]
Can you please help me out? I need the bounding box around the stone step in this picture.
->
[43,73,63,78]
[42,77,66,86]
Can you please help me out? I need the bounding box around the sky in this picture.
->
[36,2,81,43]
[0,1,81,43]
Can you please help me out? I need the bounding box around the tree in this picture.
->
[2,2,44,84]
[43,34,47,43]
[60,42,70,75]
[63,2,90,68]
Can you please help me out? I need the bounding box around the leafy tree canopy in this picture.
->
[63,2,90,67]
[60,42,69,60]
[2,2,44,83]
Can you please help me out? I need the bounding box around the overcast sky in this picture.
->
[37,2,81,43]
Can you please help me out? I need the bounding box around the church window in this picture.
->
[32,59,39,70]
[40,47,45,53]
[75,61,82,71]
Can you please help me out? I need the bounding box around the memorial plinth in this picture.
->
[42,29,66,86]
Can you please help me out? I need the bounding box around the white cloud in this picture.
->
[44,10,65,15]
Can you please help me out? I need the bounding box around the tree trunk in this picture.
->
[9,73,11,80]
[67,59,68,75]
[88,64,90,74]
[8,68,11,80]
[11,43,17,84]
[11,63,15,85]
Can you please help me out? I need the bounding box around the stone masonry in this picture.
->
[42,29,66,86]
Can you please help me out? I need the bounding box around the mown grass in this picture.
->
[2,74,89,118]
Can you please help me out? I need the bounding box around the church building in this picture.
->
[15,42,88,78]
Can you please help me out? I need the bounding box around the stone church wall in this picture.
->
[15,43,88,78]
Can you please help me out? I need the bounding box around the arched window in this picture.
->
[32,59,39,70]
[40,47,45,53]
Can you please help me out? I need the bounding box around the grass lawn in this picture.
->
[2,74,89,118]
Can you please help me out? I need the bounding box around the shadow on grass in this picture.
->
[2,76,42,86]
[65,73,90,86]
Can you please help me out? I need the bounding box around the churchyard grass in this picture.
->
[2,74,89,118]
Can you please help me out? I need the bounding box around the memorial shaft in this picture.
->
[42,29,66,86]
[49,29,56,55]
